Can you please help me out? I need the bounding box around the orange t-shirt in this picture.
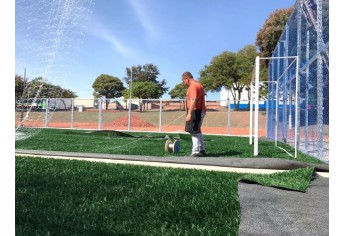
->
[186,80,206,113]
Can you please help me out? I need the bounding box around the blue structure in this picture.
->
[266,0,329,162]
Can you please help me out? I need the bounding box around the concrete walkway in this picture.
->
[239,175,329,236]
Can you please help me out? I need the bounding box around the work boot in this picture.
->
[200,150,206,155]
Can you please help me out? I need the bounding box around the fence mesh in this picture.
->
[15,98,268,138]
[266,0,329,163]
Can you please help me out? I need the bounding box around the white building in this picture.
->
[220,86,265,109]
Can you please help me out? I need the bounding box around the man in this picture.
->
[181,71,206,157]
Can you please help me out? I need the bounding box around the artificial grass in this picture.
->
[16,156,316,235]
[16,156,242,235]
[238,167,315,192]
[15,128,324,164]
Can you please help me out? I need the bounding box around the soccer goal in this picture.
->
[15,0,94,141]
[250,56,299,158]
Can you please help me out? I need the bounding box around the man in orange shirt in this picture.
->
[181,71,206,157]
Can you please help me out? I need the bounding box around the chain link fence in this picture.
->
[15,98,267,137]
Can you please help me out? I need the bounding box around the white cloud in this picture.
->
[87,20,144,62]
[128,0,159,40]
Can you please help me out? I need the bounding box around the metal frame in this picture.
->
[252,56,299,158]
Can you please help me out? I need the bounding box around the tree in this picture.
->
[169,82,187,110]
[237,45,259,108]
[199,51,239,108]
[28,77,77,98]
[199,46,258,110]
[199,51,237,92]
[255,6,293,101]
[123,63,169,99]
[130,81,161,111]
[37,78,77,98]
[92,74,125,110]
[15,76,77,99]
[169,83,187,99]
[15,74,27,99]
[256,7,294,62]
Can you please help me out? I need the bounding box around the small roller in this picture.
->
[165,139,180,153]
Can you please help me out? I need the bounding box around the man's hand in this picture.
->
[186,113,192,122]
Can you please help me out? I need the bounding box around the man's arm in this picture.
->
[186,98,197,121]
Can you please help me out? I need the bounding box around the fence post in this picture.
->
[159,98,162,132]
[227,99,230,136]
[128,100,131,131]
[71,98,74,129]
[295,56,300,158]
[305,30,310,150]
[250,84,253,144]
[98,98,102,130]
[275,81,278,146]
[20,98,24,127]
[45,98,49,127]
[293,0,302,159]
[316,0,324,159]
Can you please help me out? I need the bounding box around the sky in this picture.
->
[14,0,296,100]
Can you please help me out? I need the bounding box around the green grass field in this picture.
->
[15,128,323,164]
[15,128,321,235]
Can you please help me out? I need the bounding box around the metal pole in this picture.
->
[130,66,133,100]
[71,98,74,129]
[275,82,278,146]
[296,0,302,158]
[316,0,324,159]
[20,68,27,127]
[268,62,273,139]
[227,99,230,135]
[294,57,299,158]
[254,56,260,156]
[249,83,253,144]
[282,39,288,144]
[285,27,292,134]
[45,98,49,127]
[128,100,131,131]
[305,31,310,150]
[159,98,162,132]
[98,98,102,130]
[289,81,292,130]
